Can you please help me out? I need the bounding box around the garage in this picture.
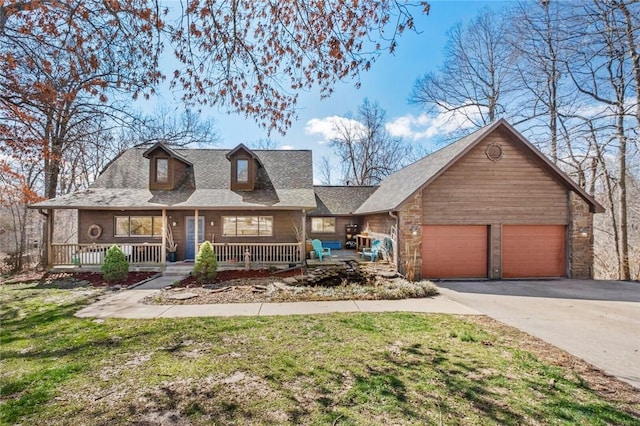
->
[422,225,488,278]
[502,225,565,278]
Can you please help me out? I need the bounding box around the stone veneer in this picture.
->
[397,192,423,278]
[568,192,594,279]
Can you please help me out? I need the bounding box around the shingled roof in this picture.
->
[309,186,379,215]
[355,119,604,214]
[33,147,317,210]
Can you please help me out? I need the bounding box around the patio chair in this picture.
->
[361,239,382,261]
[312,239,331,261]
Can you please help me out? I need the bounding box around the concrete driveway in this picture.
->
[436,279,640,389]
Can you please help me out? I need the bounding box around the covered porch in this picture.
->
[45,206,307,268]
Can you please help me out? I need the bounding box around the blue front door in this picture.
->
[185,217,205,260]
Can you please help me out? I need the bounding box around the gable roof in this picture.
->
[355,119,605,214]
[32,147,316,210]
[142,141,192,166]
[224,143,263,166]
[310,186,379,215]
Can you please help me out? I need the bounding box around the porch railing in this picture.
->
[51,243,163,266]
[211,242,303,264]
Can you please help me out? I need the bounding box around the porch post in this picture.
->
[161,209,167,264]
[47,209,54,267]
[194,209,199,257]
[301,209,306,263]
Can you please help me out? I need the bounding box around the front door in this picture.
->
[185,217,205,261]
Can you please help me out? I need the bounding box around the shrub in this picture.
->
[101,245,129,282]
[376,279,438,299]
[193,241,217,283]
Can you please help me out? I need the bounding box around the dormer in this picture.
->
[143,142,192,190]
[225,144,262,191]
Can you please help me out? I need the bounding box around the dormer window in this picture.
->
[237,159,249,183]
[143,141,193,190]
[226,144,262,191]
[156,158,169,183]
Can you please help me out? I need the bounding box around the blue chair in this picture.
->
[361,239,382,261]
[312,239,331,261]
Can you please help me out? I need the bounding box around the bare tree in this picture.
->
[248,139,278,150]
[130,106,220,148]
[409,8,519,132]
[507,1,577,163]
[317,156,335,185]
[564,0,637,280]
[331,99,412,185]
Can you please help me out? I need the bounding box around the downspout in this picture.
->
[388,210,399,271]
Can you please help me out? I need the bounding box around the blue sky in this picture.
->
[149,1,512,182]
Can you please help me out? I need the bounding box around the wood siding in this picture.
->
[362,214,396,235]
[79,210,164,245]
[79,209,302,261]
[422,129,569,225]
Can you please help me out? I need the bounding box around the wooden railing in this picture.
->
[51,243,163,266]
[211,242,303,264]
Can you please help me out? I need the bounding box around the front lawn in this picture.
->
[1,282,638,425]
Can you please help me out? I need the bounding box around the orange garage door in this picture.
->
[422,225,488,278]
[503,225,565,278]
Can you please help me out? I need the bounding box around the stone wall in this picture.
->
[397,192,423,279]
[569,192,594,279]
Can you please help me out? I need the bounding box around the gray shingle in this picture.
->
[310,186,379,215]
[34,147,316,209]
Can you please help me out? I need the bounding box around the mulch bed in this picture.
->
[174,268,305,287]
[68,271,159,287]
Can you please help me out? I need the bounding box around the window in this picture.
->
[236,159,249,182]
[115,216,163,237]
[156,158,169,182]
[311,217,336,233]
[222,216,273,236]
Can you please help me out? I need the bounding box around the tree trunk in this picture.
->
[617,115,630,280]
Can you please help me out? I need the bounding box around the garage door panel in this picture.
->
[422,225,487,278]
[503,225,565,278]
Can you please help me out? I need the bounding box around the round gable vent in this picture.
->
[485,143,503,161]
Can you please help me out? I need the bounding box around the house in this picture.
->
[32,119,603,279]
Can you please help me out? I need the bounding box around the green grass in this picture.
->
[1,283,639,425]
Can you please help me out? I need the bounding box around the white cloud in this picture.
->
[279,144,295,150]
[386,105,483,141]
[304,116,365,144]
